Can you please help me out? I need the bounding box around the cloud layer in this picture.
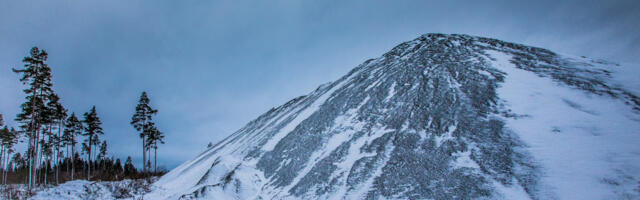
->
[1,0,638,168]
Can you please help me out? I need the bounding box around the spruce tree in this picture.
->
[131,91,157,172]
[114,158,123,178]
[123,156,136,176]
[82,106,104,180]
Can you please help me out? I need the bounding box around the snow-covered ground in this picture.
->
[30,180,113,200]
[0,178,157,200]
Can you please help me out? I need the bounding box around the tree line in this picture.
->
[0,47,166,191]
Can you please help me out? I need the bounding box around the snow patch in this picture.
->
[489,50,640,199]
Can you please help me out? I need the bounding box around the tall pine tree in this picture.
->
[131,91,157,172]
[13,46,53,189]
[82,106,103,180]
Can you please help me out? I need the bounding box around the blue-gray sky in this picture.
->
[1,0,638,169]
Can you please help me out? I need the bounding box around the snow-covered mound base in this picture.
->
[146,34,640,199]
[29,178,156,200]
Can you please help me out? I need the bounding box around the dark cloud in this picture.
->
[1,0,638,168]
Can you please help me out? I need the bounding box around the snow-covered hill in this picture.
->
[144,34,640,200]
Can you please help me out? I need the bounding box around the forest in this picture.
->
[0,47,167,197]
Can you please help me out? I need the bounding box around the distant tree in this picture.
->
[98,141,108,161]
[39,136,53,184]
[207,142,213,148]
[63,113,82,179]
[82,106,104,180]
[131,92,157,172]
[1,125,18,185]
[123,156,136,176]
[12,153,25,170]
[146,160,151,172]
[114,158,123,177]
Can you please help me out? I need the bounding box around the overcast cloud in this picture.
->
[1,0,638,169]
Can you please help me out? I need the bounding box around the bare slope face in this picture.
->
[148,34,640,199]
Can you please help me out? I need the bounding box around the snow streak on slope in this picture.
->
[147,33,640,200]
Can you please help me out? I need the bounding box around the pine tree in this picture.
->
[46,93,66,184]
[146,126,164,173]
[13,47,54,189]
[81,106,104,180]
[131,91,157,172]
[63,113,82,180]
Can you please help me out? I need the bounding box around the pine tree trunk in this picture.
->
[27,136,32,189]
[44,156,48,185]
[142,137,146,173]
[4,151,7,185]
[65,144,69,181]
[28,130,35,189]
[28,89,36,190]
[2,150,5,186]
[56,121,61,184]
[71,141,75,180]
[0,146,4,184]
[2,152,7,185]
[88,135,92,181]
[35,128,40,187]
[154,146,157,173]
[3,154,7,185]
[0,146,4,186]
